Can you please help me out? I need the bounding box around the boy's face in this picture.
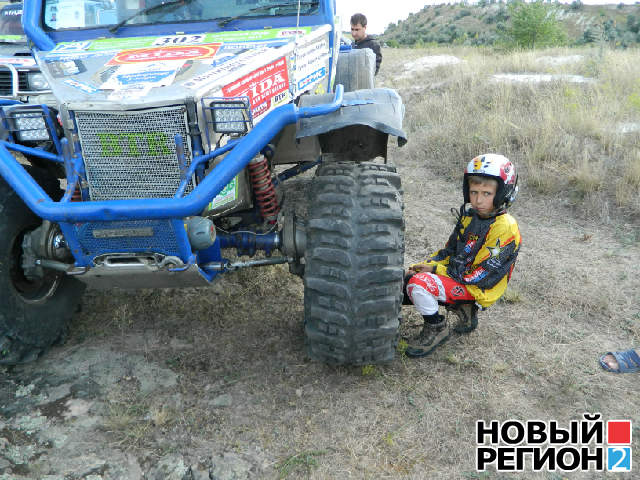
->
[468,178,498,218]
[351,23,366,42]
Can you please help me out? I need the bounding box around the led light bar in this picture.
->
[209,98,252,134]
[11,110,50,141]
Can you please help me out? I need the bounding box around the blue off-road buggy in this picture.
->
[0,0,406,365]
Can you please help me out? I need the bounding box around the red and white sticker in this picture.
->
[0,57,36,67]
[222,57,290,121]
[108,43,221,65]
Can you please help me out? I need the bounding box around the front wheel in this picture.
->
[303,162,404,365]
[0,169,85,364]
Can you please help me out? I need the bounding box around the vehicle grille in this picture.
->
[0,69,29,96]
[74,106,193,200]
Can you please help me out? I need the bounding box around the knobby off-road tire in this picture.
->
[304,162,404,365]
[0,168,85,365]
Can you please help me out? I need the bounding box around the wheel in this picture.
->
[0,167,85,364]
[334,48,375,92]
[303,162,404,365]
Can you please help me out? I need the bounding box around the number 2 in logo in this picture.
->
[607,447,632,472]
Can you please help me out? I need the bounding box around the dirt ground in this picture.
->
[1,54,639,479]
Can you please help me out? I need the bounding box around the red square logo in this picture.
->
[608,420,632,444]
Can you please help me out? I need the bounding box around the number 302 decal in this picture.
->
[153,35,206,46]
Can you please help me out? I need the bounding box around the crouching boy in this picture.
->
[404,154,521,357]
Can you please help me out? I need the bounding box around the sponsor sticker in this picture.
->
[210,53,238,68]
[277,29,308,38]
[463,267,488,283]
[293,39,329,78]
[2,8,21,16]
[101,61,184,90]
[222,57,290,121]
[0,35,23,42]
[182,47,270,90]
[208,177,238,210]
[206,27,311,43]
[51,41,92,53]
[63,79,99,94]
[296,66,326,92]
[0,56,36,67]
[218,40,289,54]
[107,44,220,65]
[107,84,153,101]
[49,27,311,56]
[46,59,85,77]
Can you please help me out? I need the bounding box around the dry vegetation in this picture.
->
[381,46,640,223]
[4,46,640,479]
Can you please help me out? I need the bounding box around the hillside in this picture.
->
[380,1,640,47]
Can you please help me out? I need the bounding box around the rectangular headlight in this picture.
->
[209,99,251,134]
[13,111,50,142]
[26,72,50,91]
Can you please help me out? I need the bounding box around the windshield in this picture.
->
[43,0,320,31]
[0,3,26,41]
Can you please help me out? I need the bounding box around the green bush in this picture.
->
[504,0,567,48]
[455,9,472,20]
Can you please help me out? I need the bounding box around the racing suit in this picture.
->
[406,207,521,314]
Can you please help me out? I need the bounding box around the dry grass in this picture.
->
[380,46,640,222]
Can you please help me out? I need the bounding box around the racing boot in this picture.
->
[449,303,479,333]
[405,314,449,358]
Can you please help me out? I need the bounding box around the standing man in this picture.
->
[350,13,382,75]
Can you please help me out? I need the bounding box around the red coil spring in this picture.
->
[248,156,279,223]
[71,184,82,202]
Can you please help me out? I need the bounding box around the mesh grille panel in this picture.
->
[75,220,181,258]
[75,106,193,200]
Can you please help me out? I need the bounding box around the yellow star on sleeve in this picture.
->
[486,239,502,258]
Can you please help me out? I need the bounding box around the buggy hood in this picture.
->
[34,25,335,119]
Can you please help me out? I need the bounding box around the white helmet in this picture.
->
[463,154,518,211]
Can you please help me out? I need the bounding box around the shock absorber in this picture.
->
[71,184,82,201]
[248,155,280,224]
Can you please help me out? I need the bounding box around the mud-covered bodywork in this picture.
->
[7,0,344,284]
[38,26,335,111]
[34,25,340,204]
[4,0,403,274]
